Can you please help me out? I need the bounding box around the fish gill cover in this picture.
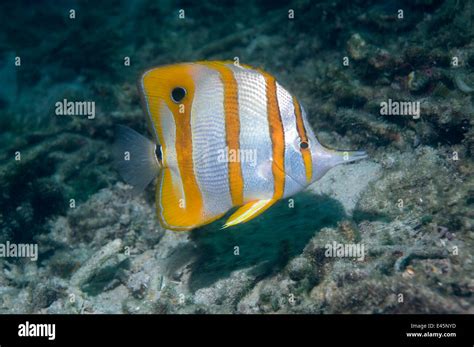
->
[0,0,472,315]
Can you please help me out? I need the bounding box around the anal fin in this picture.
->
[157,168,224,231]
[222,199,276,229]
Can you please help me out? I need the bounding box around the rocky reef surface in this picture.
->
[0,0,472,313]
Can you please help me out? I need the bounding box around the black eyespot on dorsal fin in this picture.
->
[300,141,309,149]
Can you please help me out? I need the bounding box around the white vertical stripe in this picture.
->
[159,102,185,218]
[276,83,307,197]
[227,64,274,202]
[191,66,233,217]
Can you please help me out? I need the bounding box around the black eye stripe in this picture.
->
[171,87,186,103]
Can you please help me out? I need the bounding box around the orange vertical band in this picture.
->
[293,97,312,184]
[265,75,286,199]
[201,62,244,206]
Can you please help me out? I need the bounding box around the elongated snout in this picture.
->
[312,142,368,182]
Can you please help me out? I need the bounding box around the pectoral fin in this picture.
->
[222,199,277,229]
[113,125,160,194]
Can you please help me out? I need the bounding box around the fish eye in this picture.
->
[299,141,309,149]
[171,87,186,103]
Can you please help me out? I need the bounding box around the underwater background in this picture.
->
[0,0,472,313]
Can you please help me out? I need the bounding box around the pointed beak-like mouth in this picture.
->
[312,146,369,182]
[339,150,368,163]
[319,147,369,167]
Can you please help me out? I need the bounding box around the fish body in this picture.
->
[115,61,367,231]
